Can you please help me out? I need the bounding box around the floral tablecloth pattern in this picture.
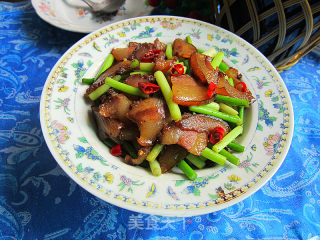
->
[0,2,319,239]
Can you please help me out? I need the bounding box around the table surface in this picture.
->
[0,2,320,240]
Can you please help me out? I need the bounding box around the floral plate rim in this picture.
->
[40,16,294,217]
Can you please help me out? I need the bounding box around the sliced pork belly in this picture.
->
[127,98,168,146]
[161,124,208,156]
[86,60,132,96]
[124,146,152,165]
[190,52,219,85]
[99,93,132,121]
[171,74,214,106]
[158,145,188,173]
[177,113,230,134]
[172,38,197,58]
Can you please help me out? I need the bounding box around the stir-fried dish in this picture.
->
[83,37,255,180]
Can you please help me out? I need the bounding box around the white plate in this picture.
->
[40,16,294,217]
[31,0,154,33]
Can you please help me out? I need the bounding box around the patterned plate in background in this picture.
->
[40,16,294,217]
[31,0,154,33]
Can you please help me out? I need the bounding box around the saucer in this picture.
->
[31,0,154,33]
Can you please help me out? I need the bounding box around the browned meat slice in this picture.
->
[102,118,123,139]
[99,93,132,121]
[93,103,139,142]
[179,130,207,156]
[177,113,230,134]
[216,77,255,104]
[190,52,219,85]
[160,124,208,156]
[153,38,166,61]
[111,47,136,61]
[160,113,230,155]
[127,98,167,146]
[129,42,154,61]
[154,57,178,73]
[128,42,140,48]
[172,38,197,58]
[144,74,156,82]
[99,88,117,103]
[158,145,188,173]
[100,59,132,78]
[160,125,181,145]
[92,106,123,141]
[86,60,132,96]
[153,38,166,52]
[119,124,139,141]
[124,146,152,165]
[124,74,154,88]
[129,38,166,52]
[225,67,241,86]
[126,39,167,62]
[171,74,214,106]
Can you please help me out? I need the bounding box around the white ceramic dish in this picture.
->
[40,16,294,217]
[31,0,154,33]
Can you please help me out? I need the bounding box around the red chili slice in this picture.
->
[152,49,162,55]
[141,49,162,62]
[138,82,160,94]
[207,82,217,98]
[110,144,122,156]
[209,127,225,144]
[170,63,184,76]
[235,82,247,92]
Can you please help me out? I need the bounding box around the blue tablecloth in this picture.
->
[1,2,320,239]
